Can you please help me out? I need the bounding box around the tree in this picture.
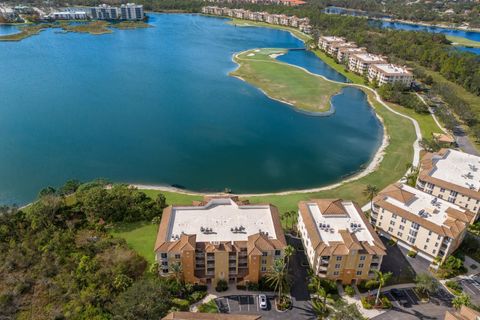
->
[170,262,183,286]
[368,270,392,305]
[58,179,81,196]
[283,245,295,271]
[452,292,471,310]
[155,193,168,210]
[331,299,364,320]
[38,186,56,198]
[363,184,379,212]
[415,273,439,298]
[265,259,289,303]
[284,211,293,231]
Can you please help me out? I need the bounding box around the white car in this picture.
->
[259,294,268,310]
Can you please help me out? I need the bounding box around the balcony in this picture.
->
[238,263,248,268]
[319,265,328,271]
[229,263,237,268]
[207,256,215,261]
[195,253,204,258]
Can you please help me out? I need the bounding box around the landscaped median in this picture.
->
[231,48,345,114]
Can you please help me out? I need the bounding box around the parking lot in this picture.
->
[373,287,453,320]
[215,295,297,320]
[458,275,480,304]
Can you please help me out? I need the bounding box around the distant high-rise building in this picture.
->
[89,4,120,20]
[120,3,144,21]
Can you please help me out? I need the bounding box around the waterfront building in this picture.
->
[327,41,356,57]
[337,47,366,64]
[120,3,144,21]
[154,197,287,286]
[318,36,345,52]
[367,63,413,86]
[444,305,480,320]
[348,53,386,74]
[89,4,120,20]
[51,11,88,20]
[372,183,474,264]
[417,149,480,220]
[297,199,386,284]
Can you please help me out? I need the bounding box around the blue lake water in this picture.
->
[0,24,19,35]
[0,14,382,204]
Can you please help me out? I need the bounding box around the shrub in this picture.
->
[198,300,218,313]
[381,296,392,309]
[361,296,373,309]
[188,291,207,303]
[345,285,355,297]
[446,280,463,295]
[215,279,228,292]
[387,239,396,246]
[407,250,417,258]
[172,298,190,311]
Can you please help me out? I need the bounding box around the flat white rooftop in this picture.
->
[384,184,466,227]
[321,36,345,42]
[373,64,411,75]
[430,149,480,192]
[168,199,277,242]
[307,201,374,246]
[353,53,385,63]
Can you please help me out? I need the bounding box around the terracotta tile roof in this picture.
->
[377,183,416,204]
[298,199,386,257]
[444,305,480,320]
[418,149,480,200]
[162,312,262,320]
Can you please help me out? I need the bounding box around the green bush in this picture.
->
[198,300,218,313]
[172,298,190,311]
[344,285,355,297]
[407,250,417,258]
[361,296,373,309]
[445,280,463,295]
[387,239,396,246]
[188,291,207,303]
[215,279,228,292]
[381,296,392,309]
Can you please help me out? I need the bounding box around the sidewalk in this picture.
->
[336,283,387,319]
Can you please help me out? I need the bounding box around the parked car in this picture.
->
[390,288,409,306]
[259,294,268,310]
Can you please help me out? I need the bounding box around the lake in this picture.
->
[0,14,382,204]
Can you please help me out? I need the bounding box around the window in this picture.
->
[440,188,445,192]
[411,222,420,230]
[392,214,397,219]
[397,232,403,237]
[380,215,383,220]
[360,256,366,261]
[424,245,427,250]
[261,266,267,272]
[336,256,342,261]
[401,218,406,223]
[358,263,364,268]
[161,253,167,259]
[435,243,439,247]
[426,238,430,243]
[275,250,281,256]
[388,227,393,232]
[432,250,436,254]
[437,235,442,240]
[175,254,181,259]
[333,271,339,276]
[428,231,432,236]
[261,259,267,265]
[262,252,268,257]
[450,191,458,197]
[399,225,405,230]
[409,230,418,237]
[161,261,168,266]
[407,236,415,244]
[390,221,395,226]
[162,269,169,273]
[356,271,362,276]
[335,264,341,269]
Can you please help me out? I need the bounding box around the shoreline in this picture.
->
[374,17,480,33]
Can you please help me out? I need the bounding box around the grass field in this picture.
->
[387,102,442,138]
[61,21,112,35]
[110,221,158,264]
[227,18,312,43]
[0,24,51,41]
[231,48,345,113]
[446,35,480,48]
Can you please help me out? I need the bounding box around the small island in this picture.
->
[231,48,345,114]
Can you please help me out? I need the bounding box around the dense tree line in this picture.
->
[378,84,428,113]
[0,180,198,319]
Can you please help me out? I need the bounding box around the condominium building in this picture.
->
[297,199,386,284]
[372,183,474,263]
[368,63,413,86]
[417,149,480,221]
[348,53,386,75]
[318,36,345,52]
[444,305,480,320]
[154,197,286,286]
[120,3,144,21]
[327,42,356,57]
[89,4,120,20]
[51,11,88,20]
[337,47,366,63]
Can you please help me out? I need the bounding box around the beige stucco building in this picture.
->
[297,199,386,284]
[348,53,386,75]
[372,183,474,264]
[154,197,286,286]
[417,149,480,221]
[367,63,413,86]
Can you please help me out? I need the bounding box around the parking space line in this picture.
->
[226,298,231,313]
[404,289,416,305]
[386,293,400,308]
[238,297,242,311]
[247,296,250,311]
[462,281,476,295]
[255,295,259,311]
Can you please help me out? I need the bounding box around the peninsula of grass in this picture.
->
[111,20,152,29]
[231,48,345,113]
[0,24,52,41]
[61,21,112,35]
[446,35,480,48]
[227,18,312,43]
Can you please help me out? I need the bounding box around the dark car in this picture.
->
[390,289,409,307]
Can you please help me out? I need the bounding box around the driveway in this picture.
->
[373,287,453,320]
[379,237,416,284]
[458,275,480,304]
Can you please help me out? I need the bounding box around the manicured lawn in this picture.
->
[227,18,312,43]
[110,221,158,264]
[312,50,366,84]
[446,35,480,48]
[231,48,345,113]
[387,102,442,138]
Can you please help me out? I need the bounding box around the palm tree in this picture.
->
[363,184,379,212]
[283,211,292,231]
[452,292,471,310]
[283,245,295,271]
[266,259,289,304]
[371,270,392,305]
[170,261,183,286]
[415,273,439,299]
